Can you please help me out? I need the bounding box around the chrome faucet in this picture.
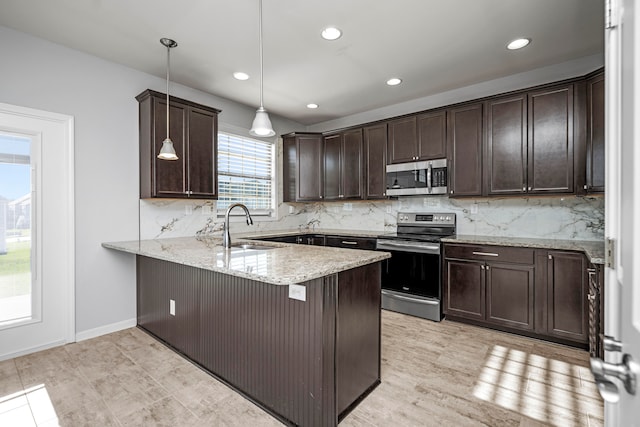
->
[223,203,254,248]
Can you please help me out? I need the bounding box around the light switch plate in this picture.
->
[170,299,175,316]
[202,205,212,215]
[185,205,193,215]
[470,204,478,214]
[289,205,295,214]
[289,284,306,301]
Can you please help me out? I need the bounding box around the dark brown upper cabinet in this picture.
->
[387,116,417,164]
[363,123,388,199]
[283,133,324,202]
[417,110,447,160]
[137,89,220,199]
[323,129,363,200]
[387,111,446,164]
[447,103,483,197]
[528,84,575,194]
[585,71,605,193]
[485,94,528,195]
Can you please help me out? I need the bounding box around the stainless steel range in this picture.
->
[376,212,456,322]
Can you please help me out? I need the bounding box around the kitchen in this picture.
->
[0,0,638,426]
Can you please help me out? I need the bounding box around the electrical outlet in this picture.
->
[288,284,306,301]
[288,205,295,214]
[386,205,393,214]
[202,205,212,216]
[471,204,478,214]
[170,299,175,316]
[185,205,193,215]
[343,203,352,211]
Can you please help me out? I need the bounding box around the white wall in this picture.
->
[0,25,303,337]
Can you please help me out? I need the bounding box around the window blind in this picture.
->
[217,133,274,213]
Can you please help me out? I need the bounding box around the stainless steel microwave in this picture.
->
[386,159,447,196]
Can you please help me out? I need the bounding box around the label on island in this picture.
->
[288,284,306,302]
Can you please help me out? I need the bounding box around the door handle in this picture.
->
[604,336,623,352]
[590,354,637,401]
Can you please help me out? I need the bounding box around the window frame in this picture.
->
[216,127,278,220]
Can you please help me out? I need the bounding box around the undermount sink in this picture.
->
[229,243,276,251]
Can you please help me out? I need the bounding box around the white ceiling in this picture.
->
[0,0,604,126]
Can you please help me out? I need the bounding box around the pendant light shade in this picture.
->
[249,0,275,138]
[250,107,275,137]
[158,37,178,160]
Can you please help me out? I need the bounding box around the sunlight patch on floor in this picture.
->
[473,345,591,427]
[0,384,57,427]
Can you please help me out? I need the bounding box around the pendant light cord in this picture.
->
[259,0,264,109]
[166,44,171,140]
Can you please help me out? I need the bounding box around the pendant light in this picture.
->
[158,38,179,160]
[249,0,276,137]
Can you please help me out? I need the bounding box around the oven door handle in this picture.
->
[376,241,440,254]
[382,290,439,305]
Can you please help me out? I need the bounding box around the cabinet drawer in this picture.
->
[444,244,534,264]
[325,236,376,250]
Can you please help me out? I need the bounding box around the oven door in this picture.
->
[376,239,442,321]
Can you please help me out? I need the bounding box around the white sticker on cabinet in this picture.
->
[170,299,175,316]
[289,284,306,302]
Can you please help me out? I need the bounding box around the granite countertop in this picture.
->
[103,236,390,286]
[442,235,605,264]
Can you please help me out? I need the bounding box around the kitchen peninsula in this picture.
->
[103,236,390,426]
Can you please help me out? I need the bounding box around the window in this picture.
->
[217,132,275,215]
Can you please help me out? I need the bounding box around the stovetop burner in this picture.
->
[377,212,456,243]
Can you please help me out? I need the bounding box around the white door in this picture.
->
[595,0,640,424]
[0,103,75,360]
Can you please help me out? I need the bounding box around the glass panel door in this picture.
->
[0,133,33,326]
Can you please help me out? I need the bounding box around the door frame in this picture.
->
[0,102,75,357]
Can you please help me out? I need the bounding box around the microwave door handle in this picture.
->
[427,162,432,193]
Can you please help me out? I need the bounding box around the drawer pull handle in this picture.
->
[472,251,499,257]
[341,241,358,245]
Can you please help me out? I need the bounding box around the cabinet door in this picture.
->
[387,116,417,164]
[444,259,485,320]
[297,135,324,201]
[486,262,535,331]
[323,133,342,200]
[485,94,527,195]
[154,97,188,197]
[187,107,217,197]
[528,85,574,193]
[342,129,363,199]
[586,73,605,193]
[417,110,446,160]
[447,103,483,197]
[546,251,588,343]
[363,124,388,199]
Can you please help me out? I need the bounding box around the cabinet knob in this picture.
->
[548,254,553,260]
[450,190,454,195]
[584,184,588,190]
[528,187,532,191]
[522,187,526,191]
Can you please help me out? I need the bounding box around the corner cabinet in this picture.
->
[323,129,363,200]
[283,133,324,202]
[137,90,220,199]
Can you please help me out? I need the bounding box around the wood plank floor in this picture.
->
[0,310,603,426]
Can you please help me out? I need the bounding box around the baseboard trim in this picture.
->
[0,339,67,362]
[75,318,137,342]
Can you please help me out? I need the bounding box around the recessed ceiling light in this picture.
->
[307,103,319,109]
[233,72,249,80]
[386,78,402,86]
[321,27,342,41]
[506,38,531,50]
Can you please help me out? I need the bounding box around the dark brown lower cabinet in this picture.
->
[136,256,381,426]
[444,243,589,347]
[542,251,589,344]
[444,259,485,320]
[486,262,535,331]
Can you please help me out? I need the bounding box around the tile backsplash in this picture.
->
[139,195,604,241]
